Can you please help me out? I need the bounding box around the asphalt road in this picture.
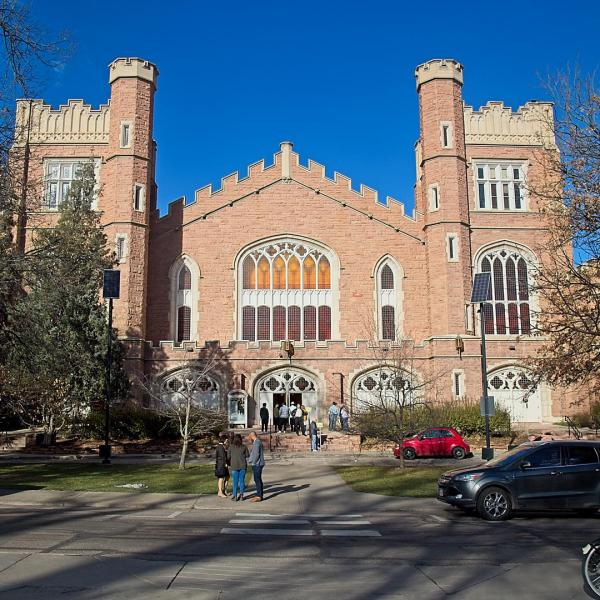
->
[0,462,598,599]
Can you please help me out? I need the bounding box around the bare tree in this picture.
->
[138,355,229,470]
[528,68,600,398]
[353,320,447,467]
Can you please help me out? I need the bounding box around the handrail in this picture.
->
[564,415,582,440]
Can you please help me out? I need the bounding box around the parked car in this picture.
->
[437,440,600,521]
[394,427,470,460]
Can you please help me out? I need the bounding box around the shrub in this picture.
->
[429,399,512,437]
[353,398,512,443]
[570,411,594,429]
[72,402,179,440]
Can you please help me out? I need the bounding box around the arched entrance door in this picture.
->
[255,369,319,425]
[488,367,541,423]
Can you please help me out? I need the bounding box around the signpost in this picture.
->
[470,272,494,460]
[101,270,120,464]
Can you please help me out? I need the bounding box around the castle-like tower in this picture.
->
[14,57,579,428]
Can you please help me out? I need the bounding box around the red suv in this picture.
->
[394,427,470,460]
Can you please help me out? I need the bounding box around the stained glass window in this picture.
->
[242,306,255,341]
[242,256,256,289]
[480,247,532,335]
[318,306,331,341]
[318,257,331,289]
[304,306,316,340]
[177,306,191,342]
[178,266,191,290]
[381,265,394,290]
[382,305,395,340]
[257,306,270,340]
[238,240,335,341]
[273,305,286,340]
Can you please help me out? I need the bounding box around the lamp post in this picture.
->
[470,272,494,461]
[100,269,120,464]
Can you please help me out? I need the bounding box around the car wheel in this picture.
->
[452,446,466,460]
[403,447,417,460]
[477,486,512,521]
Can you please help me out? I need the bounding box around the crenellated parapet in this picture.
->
[463,100,555,147]
[158,142,417,227]
[14,98,110,146]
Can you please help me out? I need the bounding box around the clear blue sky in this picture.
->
[33,0,599,216]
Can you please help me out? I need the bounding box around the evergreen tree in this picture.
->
[3,163,129,439]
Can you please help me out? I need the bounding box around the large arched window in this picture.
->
[477,245,533,336]
[374,257,402,341]
[238,238,338,341]
[160,369,220,411]
[170,256,199,343]
[487,366,541,422]
[353,366,418,409]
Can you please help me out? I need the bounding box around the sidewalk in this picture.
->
[0,462,445,515]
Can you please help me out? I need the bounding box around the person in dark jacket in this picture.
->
[248,431,265,502]
[260,403,269,432]
[215,434,230,498]
[227,434,249,501]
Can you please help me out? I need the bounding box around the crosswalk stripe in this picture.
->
[229,519,311,525]
[320,529,382,537]
[221,527,315,536]
[314,520,371,525]
[235,512,363,519]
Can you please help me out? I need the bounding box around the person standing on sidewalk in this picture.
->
[309,418,319,451]
[215,434,230,498]
[260,403,270,433]
[228,434,249,501]
[248,431,265,502]
[328,402,339,431]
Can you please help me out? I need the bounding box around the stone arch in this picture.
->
[487,364,543,423]
[252,365,322,425]
[351,364,421,411]
[158,367,222,411]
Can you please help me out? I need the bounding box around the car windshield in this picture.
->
[485,444,536,468]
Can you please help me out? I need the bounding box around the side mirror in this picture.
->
[417,434,424,440]
[521,461,532,470]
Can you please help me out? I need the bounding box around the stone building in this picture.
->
[13,56,574,427]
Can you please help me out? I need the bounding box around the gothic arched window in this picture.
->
[171,257,199,343]
[375,257,402,341]
[477,246,533,336]
[238,239,337,341]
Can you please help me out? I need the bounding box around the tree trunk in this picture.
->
[178,398,192,470]
[179,436,189,470]
[42,413,55,446]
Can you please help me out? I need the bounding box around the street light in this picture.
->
[100,269,120,464]
[470,272,494,460]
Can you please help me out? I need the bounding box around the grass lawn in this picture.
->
[0,463,250,494]
[335,466,448,497]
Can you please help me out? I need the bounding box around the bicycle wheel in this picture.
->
[583,542,600,598]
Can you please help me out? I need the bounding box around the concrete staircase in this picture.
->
[246,430,362,454]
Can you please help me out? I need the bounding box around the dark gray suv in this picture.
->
[437,440,600,521]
